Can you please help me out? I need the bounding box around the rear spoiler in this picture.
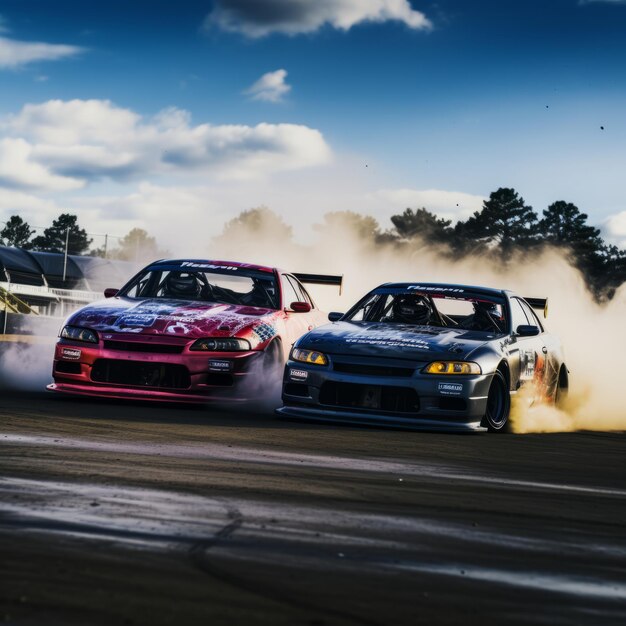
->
[294,273,343,295]
[524,297,548,319]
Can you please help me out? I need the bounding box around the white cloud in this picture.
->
[0,36,83,69]
[0,138,84,191]
[245,69,291,102]
[0,99,332,190]
[205,0,431,37]
[375,188,485,222]
[604,211,626,248]
[0,188,58,215]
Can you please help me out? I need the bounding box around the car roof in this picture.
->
[149,259,277,274]
[378,282,508,297]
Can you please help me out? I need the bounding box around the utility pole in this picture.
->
[104,234,108,259]
[62,226,70,282]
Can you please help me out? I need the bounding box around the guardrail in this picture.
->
[0,281,101,303]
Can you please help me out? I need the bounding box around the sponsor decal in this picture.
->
[180,261,239,271]
[289,368,309,381]
[407,285,465,293]
[438,381,463,395]
[61,347,81,360]
[253,323,277,342]
[115,314,157,328]
[208,359,233,372]
[344,331,430,350]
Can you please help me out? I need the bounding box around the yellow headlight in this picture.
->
[292,348,328,366]
[423,361,481,375]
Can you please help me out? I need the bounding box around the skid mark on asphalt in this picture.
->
[2,476,626,561]
[2,432,626,498]
[388,563,626,602]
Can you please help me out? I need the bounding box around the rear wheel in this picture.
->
[555,366,568,409]
[484,369,511,433]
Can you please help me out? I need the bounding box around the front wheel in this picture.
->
[483,370,511,433]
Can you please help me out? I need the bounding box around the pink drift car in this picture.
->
[48,259,340,403]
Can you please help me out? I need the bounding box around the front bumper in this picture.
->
[49,336,263,403]
[277,354,492,432]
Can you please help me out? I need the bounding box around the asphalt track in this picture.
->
[1,391,625,626]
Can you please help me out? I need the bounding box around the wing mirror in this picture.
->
[516,324,540,337]
[328,312,344,322]
[290,301,312,313]
[104,288,119,298]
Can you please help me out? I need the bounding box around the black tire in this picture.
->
[555,366,568,409]
[483,369,511,433]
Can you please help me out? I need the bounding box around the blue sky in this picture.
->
[0,0,625,250]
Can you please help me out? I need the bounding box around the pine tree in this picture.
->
[0,215,35,249]
[30,213,92,255]
[457,188,538,253]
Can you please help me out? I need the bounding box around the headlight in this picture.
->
[423,361,481,375]
[60,325,98,344]
[190,338,251,352]
[291,348,328,366]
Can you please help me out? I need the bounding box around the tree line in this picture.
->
[0,213,163,262]
[2,187,624,299]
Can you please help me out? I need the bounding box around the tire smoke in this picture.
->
[212,215,626,433]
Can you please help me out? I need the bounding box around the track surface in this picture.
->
[0,391,625,625]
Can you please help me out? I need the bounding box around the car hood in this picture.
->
[67,297,276,340]
[300,321,495,361]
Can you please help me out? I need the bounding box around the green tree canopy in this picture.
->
[31,213,92,255]
[390,208,452,243]
[0,215,35,249]
[538,201,603,251]
[457,188,538,252]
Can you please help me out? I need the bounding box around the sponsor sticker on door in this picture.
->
[438,382,463,395]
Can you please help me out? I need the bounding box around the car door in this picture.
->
[518,298,558,399]
[509,296,544,390]
[280,274,314,353]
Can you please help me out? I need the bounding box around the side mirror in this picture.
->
[328,312,344,322]
[516,324,540,337]
[104,288,119,298]
[290,301,312,313]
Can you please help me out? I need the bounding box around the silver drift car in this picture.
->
[276,282,568,432]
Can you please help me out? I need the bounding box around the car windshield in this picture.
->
[345,289,508,334]
[119,265,279,309]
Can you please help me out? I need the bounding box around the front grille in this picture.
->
[55,361,82,375]
[284,383,310,397]
[91,359,191,389]
[319,382,419,414]
[438,397,467,411]
[332,363,414,377]
[103,340,185,354]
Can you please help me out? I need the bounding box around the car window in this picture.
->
[286,275,306,303]
[520,299,543,332]
[119,267,279,308]
[290,276,315,308]
[510,298,531,331]
[281,275,301,310]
